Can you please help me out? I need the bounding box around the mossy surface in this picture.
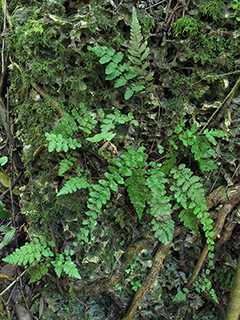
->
[2,0,240,318]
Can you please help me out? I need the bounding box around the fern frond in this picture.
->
[3,238,54,266]
[126,176,149,219]
[170,164,208,232]
[152,218,175,245]
[57,176,89,196]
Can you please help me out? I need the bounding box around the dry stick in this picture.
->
[122,242,171,320]
[165,0,172,22]
[200,75,240,133]
[31,82,65,116]
[1,0,6,74]
[0,269,28,297]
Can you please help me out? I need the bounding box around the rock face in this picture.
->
[2,0,240,319]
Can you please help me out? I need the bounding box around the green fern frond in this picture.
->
[126,176,149,219]
[57,176,89,196]
[170,164,208,232]
[3,238,54,266]
[152,218,175,245]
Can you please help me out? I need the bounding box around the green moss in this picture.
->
[198,0,225,22]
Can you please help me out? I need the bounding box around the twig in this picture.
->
[1,0,6,74]
[0,269,28,297]
[75,298,88,318]
[165,0,172,22]
[200,75,240,132]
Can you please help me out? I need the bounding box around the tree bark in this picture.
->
[225,253,240,320]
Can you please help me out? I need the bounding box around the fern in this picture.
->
[172,123,226,172]
[3,237,81,283]
[170,164,207,232]
[57,176,89,196]
[88,7,155,100]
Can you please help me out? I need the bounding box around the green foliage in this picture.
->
[172,289,188,302]
[0,156,8,167]
[46,104,139,176]
[173,16,200,39]
[0,201,9,219]
[170,123,226,172]
[199,0,224,21]
[0,226,16,250]
[232,0,240,21]
[172,11,229,64]
[88,7,155,100]
[46,115,226,248]
[3,237,81,283]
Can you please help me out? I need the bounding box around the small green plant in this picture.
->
[0,225,16,250]
[0,156,8,167]
[130,278,142,291]
[88,7,155,100]
[232,0,240,21]
[172,287,189,302]
[3,237,81,283]
[193,277,219,303]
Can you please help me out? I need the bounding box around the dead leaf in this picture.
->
[39,297,44,319]
[0,172,19,195]
[100,140,119,158]
[15,304,32,320]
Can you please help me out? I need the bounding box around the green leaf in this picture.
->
[129,66,143,74]
[145,72,154,81]
[141,47,150,61]
[118,62,131,72]
[132,85,145,92]
[97,108,105,118]
[112,52,124,64]
[124,87,134,100]
[0,201,9,219]
[0,156,8,166]
[105,62,118,74]
[87,132,116,142]
[109,180,118,192]
[128,55,142,65]
[99,54,112,64]
[173,290,187,302]
[0,228,16,250]
[119,167,132,176]
[106,70,121,80]
[88,45,108,57]
[139,41,148,53]
[124,70,138,80]
[114,76,128,88]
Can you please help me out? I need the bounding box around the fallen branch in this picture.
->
[122,242,171,320]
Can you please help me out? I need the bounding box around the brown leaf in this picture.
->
[39,296,44,319]
[100,140,119,158]
[15,304,32,320]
